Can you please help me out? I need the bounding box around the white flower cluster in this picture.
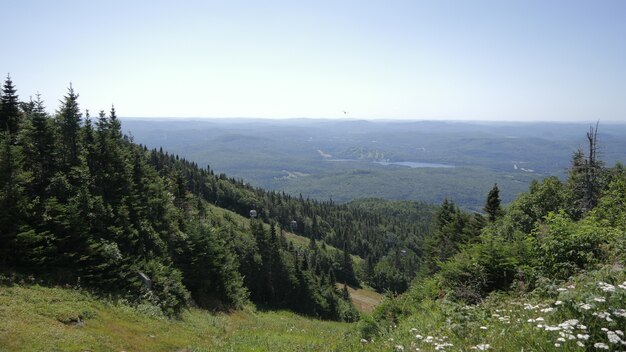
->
[412,331,453,351]
[471,343,491,350]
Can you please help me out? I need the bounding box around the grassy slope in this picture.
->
[0,284,353,352]
[335,284,384,314]
[0,205,380,352]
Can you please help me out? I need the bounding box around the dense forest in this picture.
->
[0,76,437,320]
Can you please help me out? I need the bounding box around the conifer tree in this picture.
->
[484,183,502,222]
[0,74,20,135]
[56,84,82,169]
[21,93,56,205]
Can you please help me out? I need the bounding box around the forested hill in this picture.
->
[0,78,434,319]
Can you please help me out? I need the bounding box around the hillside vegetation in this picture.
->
[0,284,353,351]
[0,76,438,325]
[356,126,626,351]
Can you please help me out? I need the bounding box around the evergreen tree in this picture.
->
[56,84,82,169]
[0,74,20,135]
[484,183,502,222]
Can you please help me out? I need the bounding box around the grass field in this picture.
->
[335,284,384,313]
[0,284,356,352]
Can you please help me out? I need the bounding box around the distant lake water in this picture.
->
[327,159,454,168]
[373,161,455,168]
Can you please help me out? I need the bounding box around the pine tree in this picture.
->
[21,93,56,206]
[484,183,502,222]
[0,74,20,135]
[0,134,29,265]
[56,84,82,169]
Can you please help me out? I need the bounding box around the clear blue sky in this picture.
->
[2,0,625,121]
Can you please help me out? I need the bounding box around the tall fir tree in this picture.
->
[56,84,82,169]
[0,74,20,135]
[484,183,502,222]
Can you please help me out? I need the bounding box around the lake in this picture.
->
[327,159,454,168]
[373,161,455,168]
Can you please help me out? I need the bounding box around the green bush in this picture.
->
[532,211,614,280]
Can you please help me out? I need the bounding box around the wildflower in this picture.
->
[527,319,535,323]
[556,337,566,342]
[576,341,585,347]
[554,300,563,306]
[395,345,404,352]
[540,307,555,313]
[559,319,578,330]
[593,297,606,303]
[613,309,626,318]
[434,342,453,350]
[557,288,567,292]
[415,334,423,339]
[607,331,623,344]
[554,343,561,347]
[410,328,418,333]
[616,330,624,337]
[535,317,545,322]
[594,312,613,322]
[480,326,488,330]
[360,338,368,344]
[576,324,587,330]
[578,303,592,310]
[577,334,589,340]
[567,285,575,289]
[594,342,609,350]
[472,344,491,350]
[598,282,616,292]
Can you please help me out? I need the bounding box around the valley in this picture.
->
[122,118,626,210]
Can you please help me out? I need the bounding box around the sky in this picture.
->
[1,0,625,121]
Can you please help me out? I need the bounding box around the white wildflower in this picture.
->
[554,343,561,347]
[415,334,423,340]
[536,317,545,322]
[556,337,566,342]
[577,334,590,340]
[527,319,535,323]
[607,331,623,344]
[577,341,585,347]
[480,326,488,330]
[593,297,606,303]
[594,342,609,350]
[557,288,568,292]
[541,307,556,313]
[597,282,616,292]
[616,330,624,337]
[395,345,405,352]
[554,300,563,306]
[613,309,626,318]
[567,285,575,289]
[579,303,592,310]
[410,328,418,333]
